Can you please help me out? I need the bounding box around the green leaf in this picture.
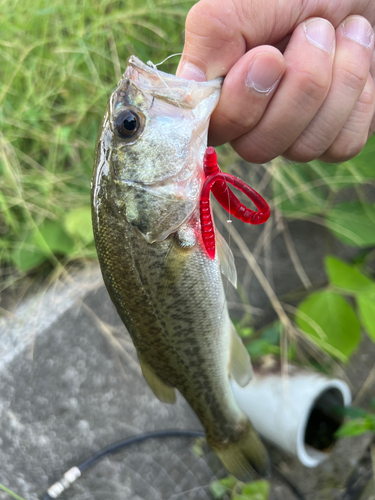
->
[261,321,281,344]
[346,134,375,181]
[191,437,205,458]
[241,480,270,498]
[218,477,238,489]
[232,480,270,500]
[11,237,48,272]
[64,207,93,244]
[246,340,276,360]
[335,418,373,438]
[209,477,237,500]
[238,327,254,338]
[325,256,374,293]
[357,289,375,342]
[34,219,75,255]
[366,414,375,429]
[209,481,230,500]
[10,219,75,272]
[337,406,369,419]
[326,202,375,247]
[296,291,361,360]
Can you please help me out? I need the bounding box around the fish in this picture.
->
[91,55,269,481]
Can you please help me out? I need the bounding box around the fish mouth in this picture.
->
[125,56,223,109]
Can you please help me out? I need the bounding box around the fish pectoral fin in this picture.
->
[138,356,176,404]
[228,321,253,387]
[216,230,237,289]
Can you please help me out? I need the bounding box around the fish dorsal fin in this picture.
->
[228,321,253,387]
[216,230,237,288]
[138,355,176,404]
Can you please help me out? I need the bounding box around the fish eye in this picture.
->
[114,109,142,139]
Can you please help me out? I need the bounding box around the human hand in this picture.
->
[177,0,375,163]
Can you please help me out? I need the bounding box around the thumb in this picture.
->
[176,0,298,81]
[177,1,246,81]
[176,0,362,81]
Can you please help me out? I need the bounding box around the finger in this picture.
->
[368,45,375,136]
[208,47,285,145]
[285,15,375,162]
[176,0,373,82]
[177,0,247,81]
[320,74,375,162]
[231,18,336,164]
[274,34,292,54]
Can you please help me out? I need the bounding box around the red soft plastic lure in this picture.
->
[200,147,270,259]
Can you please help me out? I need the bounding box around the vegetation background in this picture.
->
[1,1,375,497]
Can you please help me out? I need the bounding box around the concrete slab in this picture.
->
[0,271,218,500]
[0,216,374,500]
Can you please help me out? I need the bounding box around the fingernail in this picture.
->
[177,61,206,82]
[342,16,374,48]
[303,18,335,53]
[245,53,284,94]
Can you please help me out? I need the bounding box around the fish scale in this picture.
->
[92,55,269,480]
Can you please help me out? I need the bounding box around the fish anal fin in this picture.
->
[210,420,270,482]
[228,321,253,387]
[138,356,176,404]
[216,230,237,288]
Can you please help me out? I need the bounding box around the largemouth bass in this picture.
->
[91,56,269,480]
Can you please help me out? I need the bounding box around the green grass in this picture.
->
[1,4,375,494]
[2,0,375,309]
[0,0,193,281]
[0,483,25,500]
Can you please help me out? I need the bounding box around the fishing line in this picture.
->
[150,63,209,154]
[146,58,232,264]
[128,57,214,400]
[39,429,305,500]
[147,52,183,68]
[147,60,234,250]
[147,53,216,158]
[129,55,217,401]
[147,59,243,348]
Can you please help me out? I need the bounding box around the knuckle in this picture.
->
[336,63,367,93]
[222,106,257,133]
[325,136,367,162]
[285,124,329,162]
[297,69,330,103]
[232,135,275,164]
[185,1,238,42]
[285,140,320,163]
[358,85,375,108]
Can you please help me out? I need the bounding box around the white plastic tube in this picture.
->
[231,367,352,467]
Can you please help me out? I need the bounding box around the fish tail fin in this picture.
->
[210,420,270,482]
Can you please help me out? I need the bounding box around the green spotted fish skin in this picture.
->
[91,56,269,481]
